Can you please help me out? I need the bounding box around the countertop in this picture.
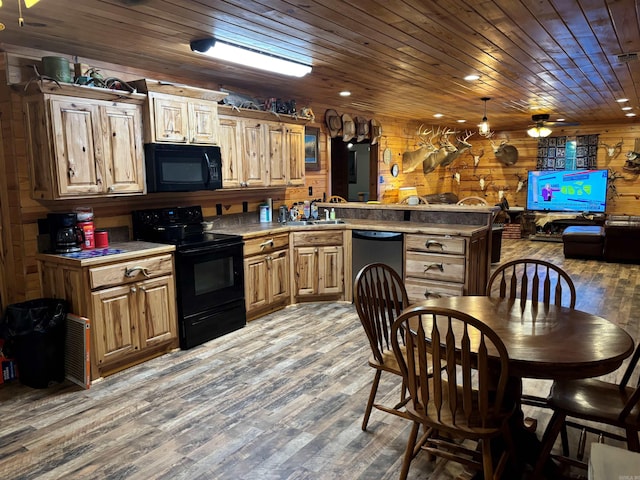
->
[216,219,489,240]
[35,241,176,267]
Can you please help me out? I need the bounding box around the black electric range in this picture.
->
[132,206,246,349]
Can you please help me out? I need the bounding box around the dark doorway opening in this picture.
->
[330,138,379,201]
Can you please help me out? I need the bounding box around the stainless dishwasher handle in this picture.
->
[125,266,151,278]
[424,263,444,273]
[426,240,444,250]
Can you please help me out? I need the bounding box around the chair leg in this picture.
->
[481,438,495,480]
[531,411,567,479]
[399,421,420,480]
[560,424,569,456]
[626,427,640,452]
[362,369,382,431]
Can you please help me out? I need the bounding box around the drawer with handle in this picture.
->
[244,233,289,256]
[405,251,465,283]
[405,234,466,255]
[405,278,464,303]
[89,254,173,289]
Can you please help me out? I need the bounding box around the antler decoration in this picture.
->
[467,148,484,169]
[514,172,528,193]
[599,139,623,162]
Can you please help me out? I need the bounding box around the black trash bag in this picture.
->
[1,298,68,388]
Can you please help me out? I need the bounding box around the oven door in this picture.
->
[175,241,245,318]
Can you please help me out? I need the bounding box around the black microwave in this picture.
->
[144,143,223,192]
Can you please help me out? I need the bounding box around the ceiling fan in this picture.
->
[527,114,579,138]
[0,0,42,30]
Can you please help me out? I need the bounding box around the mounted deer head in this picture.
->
[401,124,436,173]
[490,136,519,165]
[600,139,623,161]
[440,130,474,167]
[422,128,457,174]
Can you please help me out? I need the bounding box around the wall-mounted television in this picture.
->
[527,169,608,213]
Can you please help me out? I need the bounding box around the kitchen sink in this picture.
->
[286,220,316,226]
[312,219,345,225]
[286,219,345,226]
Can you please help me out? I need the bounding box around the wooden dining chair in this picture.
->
[486,258,577,432]
[486,258,577,309]
[532,343,640,478]
[353,262,412,430]
[328,195,347,203]
[456,196,488,206]
[390,305,516,480]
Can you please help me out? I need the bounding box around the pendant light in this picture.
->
[478,97,491,137]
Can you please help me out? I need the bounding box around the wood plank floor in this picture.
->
[0,239,637,479]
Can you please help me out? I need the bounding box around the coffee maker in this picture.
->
[47,213,83,253]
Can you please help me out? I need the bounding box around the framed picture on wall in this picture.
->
[305,127,320,171]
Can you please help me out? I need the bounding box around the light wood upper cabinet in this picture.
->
[219,112,306,189]
[147,93,220,144]
[24,94,145,199]
[219,116,242,188]
[241,119,268,187]
[287,124,305,186]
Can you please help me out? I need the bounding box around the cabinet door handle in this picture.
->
[125,266,151,278]
[424,289,442,299]
[426,240,444,250]
[130,286,137,293]
[424,263,444,273]
[107,186,115,193]
[260,239,275,250]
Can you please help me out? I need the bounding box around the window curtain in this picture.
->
[536,134,598,170]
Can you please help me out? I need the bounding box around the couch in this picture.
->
[603,215,640,263]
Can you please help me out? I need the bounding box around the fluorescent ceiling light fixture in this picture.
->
[339,91,351,97]
[190,38,312,78]
[527,126,552,138]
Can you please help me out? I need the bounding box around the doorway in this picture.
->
[330,138,379,201]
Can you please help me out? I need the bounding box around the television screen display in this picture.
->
[527,169,608,213]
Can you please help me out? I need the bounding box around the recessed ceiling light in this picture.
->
[622,106,633,111]
[556,118,565,122]
[617,98,629,103]
[464,74,480,81]
[457,119,466,123]
[626,112,636,117]
[433,113,443,118]
[339,91,351,97]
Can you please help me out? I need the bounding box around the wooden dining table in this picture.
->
[414,295,635,381]
[411,295,635,477]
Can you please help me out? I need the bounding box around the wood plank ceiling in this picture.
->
[0,0,638,132]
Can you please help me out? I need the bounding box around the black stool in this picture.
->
[562,226,605,259]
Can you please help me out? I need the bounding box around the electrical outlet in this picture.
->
[308,186,313,195]
[379,175,384,184]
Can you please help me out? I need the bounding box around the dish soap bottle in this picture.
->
[330,207,336,220]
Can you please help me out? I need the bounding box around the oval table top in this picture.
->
[411,295,635,380]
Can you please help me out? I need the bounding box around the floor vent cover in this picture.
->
[65,314,91,389]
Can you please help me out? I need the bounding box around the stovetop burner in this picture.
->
[132,206,242,249]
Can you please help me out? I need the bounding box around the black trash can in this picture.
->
[1,298,68,388]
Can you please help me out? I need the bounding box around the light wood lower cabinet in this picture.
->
[404,232,488,303]
[243,233,290,320]
[38,251,178,381]
[292,231,345,301]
